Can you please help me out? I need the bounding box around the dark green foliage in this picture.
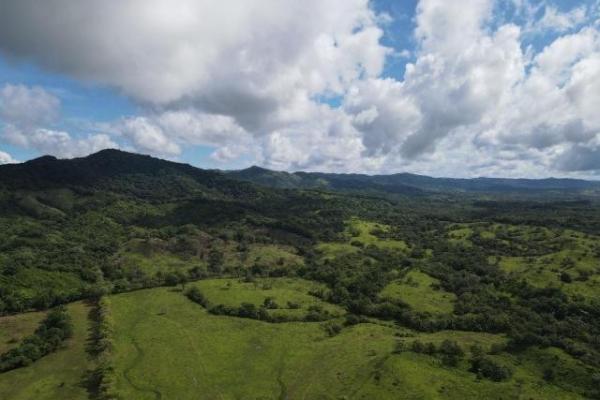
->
[408,339,465,367]
[87,297,119,399]
[469,356,513,381]
[322,321,342,337]
[185,287,210,308]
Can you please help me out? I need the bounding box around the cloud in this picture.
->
[106,110,252,159]
[535,5,588,33]
[555,144,600,172]
[0,0,393,169]
[3,125,117,158]
[0,0,387,123]
[1,0,600,177]
[0,149,17,164]
[346,0,525,159]
[0,84,60,128]
[0,84,118,158]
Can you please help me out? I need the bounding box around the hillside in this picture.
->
[228,165,600,197]
[0,150,599,399]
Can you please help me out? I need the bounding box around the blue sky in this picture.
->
[1,0,600,177]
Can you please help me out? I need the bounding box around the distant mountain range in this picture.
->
[227,165,600,196]
[2,149,599,198]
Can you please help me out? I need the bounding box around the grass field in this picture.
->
[191,277,344,318]
[110,286,398,399]
[0,302,92,400]
[0,310,46,354]
[380,270,456,314]
[0,280,589,400]
[117,250,201,277]
[106,283,586,399]
[317,218,408,259]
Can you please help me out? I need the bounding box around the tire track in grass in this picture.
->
[123,333,163,400]
[156,312,226,400]
[276,350,289,400]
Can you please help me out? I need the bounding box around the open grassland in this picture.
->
[191,277,344,318]
[110,286,398,400]
[380,270,456,314]
[317,218,408,259]
[0,310,46,353]
[0,302,91,400]
[117,250,201,277]
[107,284,586,400]
[375,350,584,400]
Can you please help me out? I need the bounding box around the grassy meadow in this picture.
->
[0,302,92,400]
[102,281,588,399]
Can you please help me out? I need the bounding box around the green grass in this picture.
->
[345,218,408,250]
[117,251,200,277]
[191,277,344,317]
[110,287,398,399]
[106,286,586,400]
[380,270,456,314]
[448,222,600,301]
[0,302,92,400]
[222,243,304,270]
[377,351,583,400]
[409,330,507,350]
[498,233,600,300]
[315,241,359,259]
[0,284,588,399]
[0,310,46,354]
[317,218,408,259]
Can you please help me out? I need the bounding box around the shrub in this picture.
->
[322,321,342,337]
[185,287,210,308]
[470,356,512,381]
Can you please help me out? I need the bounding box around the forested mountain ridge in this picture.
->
[229,164,600,196]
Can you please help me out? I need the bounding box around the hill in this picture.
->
[228,165,600,197]
[0,149,600,399]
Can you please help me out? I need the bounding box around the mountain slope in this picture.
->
[228,165,600,196]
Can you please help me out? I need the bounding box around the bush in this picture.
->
[263,297,278,309]
[287,301,301,309]
[322,321,342,337]
[185,287,210,308]
[470,356,512,381]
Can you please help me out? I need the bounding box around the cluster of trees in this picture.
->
[469,356,512,382]
[398,339,465,368]
[0,306,73,372]
[87,297,118,400]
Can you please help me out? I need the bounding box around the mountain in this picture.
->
[229,165,600,196]
[4,149,597,199]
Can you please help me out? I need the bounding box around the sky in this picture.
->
[0,0,600,178]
